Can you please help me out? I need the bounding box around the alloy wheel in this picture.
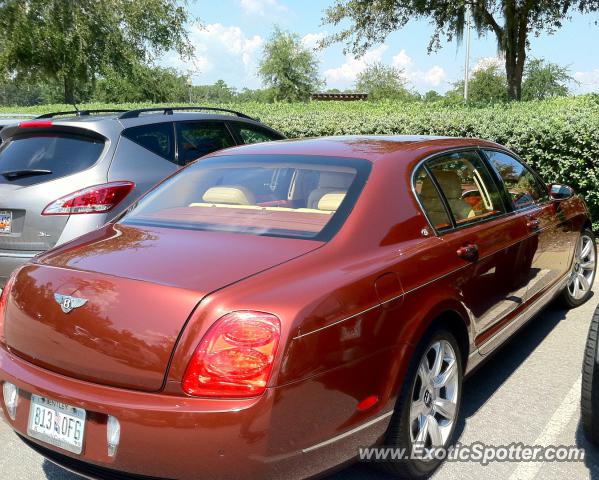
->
[409,339,459,457]
[568,234,596,300]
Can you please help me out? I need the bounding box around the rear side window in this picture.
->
[231,123,283,144]
[122,123,174,161]
[175,122,235,165]
[484,150,548,210]
[413,167,452,230]
[0,134,105,186]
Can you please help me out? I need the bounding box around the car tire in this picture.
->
[380,327,463,479]
[582,304,599,444]
[561,228,597,308]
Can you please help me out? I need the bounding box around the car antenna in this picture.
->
[72,102,81,116]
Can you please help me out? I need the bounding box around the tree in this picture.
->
[0,0,193,103]
[452,65,508,103]
[94,65,188,103]
[193,80,237,103]
[322,1,599,100]
[354,62,409,100]
[258,27,323,102]
[522,58,574,100]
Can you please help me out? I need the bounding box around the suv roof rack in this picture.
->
[36,109,128,119]
[118,106,255,120]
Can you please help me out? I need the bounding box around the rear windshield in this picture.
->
[0,133,105,186]
[122,154,371,240]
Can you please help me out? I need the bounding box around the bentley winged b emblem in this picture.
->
[54,294,88,314]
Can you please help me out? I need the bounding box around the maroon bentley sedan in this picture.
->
[0,136,595,479]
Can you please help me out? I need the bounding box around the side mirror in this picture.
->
[549,184,574,201]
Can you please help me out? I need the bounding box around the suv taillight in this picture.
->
[0,272,17,346]
[42,181,135,215]
[182,311,281,398]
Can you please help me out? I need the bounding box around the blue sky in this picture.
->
[162,0,599,94]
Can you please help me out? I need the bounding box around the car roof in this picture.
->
[209,135,504,164]
[0,110,282,142]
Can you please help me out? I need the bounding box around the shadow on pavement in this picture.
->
[329,300,578,479]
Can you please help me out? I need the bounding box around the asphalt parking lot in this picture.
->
[2,279,599,480]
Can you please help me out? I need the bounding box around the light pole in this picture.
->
[464,6,472,102]
[187,77,193,104]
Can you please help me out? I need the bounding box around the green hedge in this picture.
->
[3,95,599,229]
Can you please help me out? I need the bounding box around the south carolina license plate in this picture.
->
[0,211,11,234]
[27,395,86,454]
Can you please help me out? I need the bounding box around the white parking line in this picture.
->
[508,376,582,480]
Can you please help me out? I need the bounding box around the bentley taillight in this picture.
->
[182,311,281,398]
[42,181,135,215]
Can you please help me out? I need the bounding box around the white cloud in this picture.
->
[472,55,504,72]
[574,69,599,93]
[324,45,389,86]
[422,66,446,87]
[239,0,288,18]
[392,49,446,88]
[161,23,264,88]
[301,32,326,51]
[392,49,414,69]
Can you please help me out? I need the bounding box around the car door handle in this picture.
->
[457,244,479,262]
[526,218,541,230]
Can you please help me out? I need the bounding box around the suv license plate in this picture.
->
[0,211,12,234]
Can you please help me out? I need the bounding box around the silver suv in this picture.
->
[0,107,285,284]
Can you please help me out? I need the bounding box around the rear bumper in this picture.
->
[0,346,398,480]
[0,251,39,286]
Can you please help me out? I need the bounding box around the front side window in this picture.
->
[415,151,506,230]
[175,122,235,165]
[122,155,370,241]
[484,150,548,210]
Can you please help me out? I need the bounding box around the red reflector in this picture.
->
[357,395,379,412]
[42,181,135,215]
[18,121,53,128]
[182,311,281,398]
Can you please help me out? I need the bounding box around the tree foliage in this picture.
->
[522,58,574,100]
[0,0,193,103]
[322,0,599,100]
[354,62,410,100]
[94,65,189,103]
[258,27,323,102]
[451,65,509,103]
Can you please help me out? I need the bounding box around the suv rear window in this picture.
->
[122,154,371,241]
[0,134,105,186]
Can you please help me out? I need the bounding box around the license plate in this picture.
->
[27,395,86,454]
[0,211,11,234]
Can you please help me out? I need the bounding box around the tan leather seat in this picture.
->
[317,192,346,211]
[307,172,353,209]
[202,186,256,205]
[420,171,473,226]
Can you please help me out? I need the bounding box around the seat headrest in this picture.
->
[318,172,354,189]
[202,186,255,205]
[431,171,463,199]
[317,192,346,211]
